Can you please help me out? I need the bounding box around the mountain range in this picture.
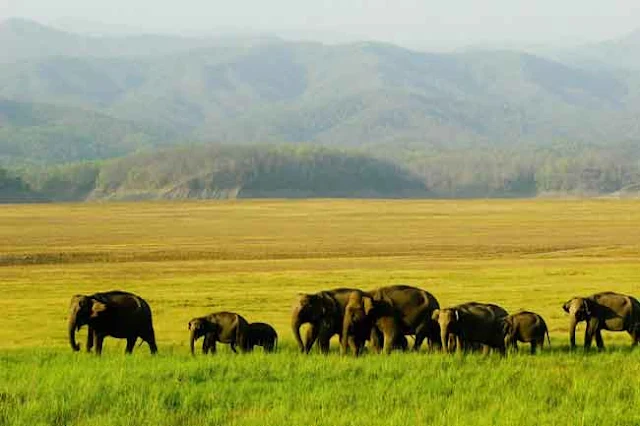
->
[2,18,640,200]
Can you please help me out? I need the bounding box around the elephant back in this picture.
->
[457,302,508,323]
[369,285,440,329]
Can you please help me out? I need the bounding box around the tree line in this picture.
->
[3,142,640,202]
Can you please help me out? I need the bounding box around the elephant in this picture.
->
[367,285,441,351]
[292,288,359,354]
[502,311,550,354]
[340,290,415,355]
[432,302,508,355]
[245,322,278,353]
[68,290,157,355]
[563,292,640,350]
[340,290,370,356]
[366,298,410,354]
[188,312,248,355]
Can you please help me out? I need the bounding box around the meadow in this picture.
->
[1,199,640,425]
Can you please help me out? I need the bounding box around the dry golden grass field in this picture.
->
[2,199,640,349]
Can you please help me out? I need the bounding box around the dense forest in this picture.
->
[2,19,640,201]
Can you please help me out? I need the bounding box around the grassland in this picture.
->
[1,199,640,425]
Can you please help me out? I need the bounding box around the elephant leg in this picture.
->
[318,336,331,354]
[86,327,95,353]
[95,334,105,355]
[595,329,605,351]
[414,324,427,352]
[530,340,537,355]
[370,327,383,354]
[143,328,158,354]
[125,336,137,354]
[146,337,158,355]
[230,342,238,354]
[456,336,464,354]
[584,322,594,350]
[347,336,359,356]
[304,324,319,354]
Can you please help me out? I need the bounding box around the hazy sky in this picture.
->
[3,0,640,48]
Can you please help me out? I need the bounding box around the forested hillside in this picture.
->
[2,19,640,201]
[20,145,428,201]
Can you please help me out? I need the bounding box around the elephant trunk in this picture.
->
[189,329,197,355]
[291,307,305,353]
[68,313,80,352]
[441,328,450,354]
[568,316,578,349]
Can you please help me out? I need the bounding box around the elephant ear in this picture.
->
[320,293,338,315]
[431,309,440,321]
[90,300,108,318]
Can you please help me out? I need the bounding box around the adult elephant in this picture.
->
[563,291,640,350]
[367,285,441,351]
[68,290,157,355]
[432,302,508,355]
[292,288,358,354]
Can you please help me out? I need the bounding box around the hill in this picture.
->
[19,145,428,201]
[0,99,170,165]
[557,28,640,70]
[1,19,640,169]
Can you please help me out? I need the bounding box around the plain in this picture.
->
[1,199,640,425]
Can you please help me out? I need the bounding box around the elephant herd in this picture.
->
[67,286,640,356]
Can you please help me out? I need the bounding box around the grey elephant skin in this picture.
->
[433,302,508,355]
[189,312,249,355]
[340,290,420,355]
[68,290,157,355]
[503,311,550,354]
[292,288,358,354]
[367,285,441,351]
[563,291,640,350]
[245,322,278,353]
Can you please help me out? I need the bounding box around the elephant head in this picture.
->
[291,292,337,352]
[432,308,461,353]
[188,317,216,355]
[68,295,107,352]
[563,297,593,348]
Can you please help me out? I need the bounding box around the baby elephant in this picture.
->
[188,312,249,355]
[502,311,550,354]
[245,322,278,353]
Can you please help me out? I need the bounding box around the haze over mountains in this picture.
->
[2,18,640,201]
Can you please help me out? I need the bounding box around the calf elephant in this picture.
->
[366,298,409,354]
[341,290,370,356]
[432,302,508,355]
[245,322,278,353]
[563,292,640,350]
[367,285,441,351]
[292,288,358,354]
[68,290,157,355]
[341,290,410,356]
[188,312,248,355]
[502,311,550,354]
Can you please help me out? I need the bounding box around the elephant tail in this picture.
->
[546,329,551,347]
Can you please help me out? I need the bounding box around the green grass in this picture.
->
[2,347,640,426]
[2,199,640,424]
